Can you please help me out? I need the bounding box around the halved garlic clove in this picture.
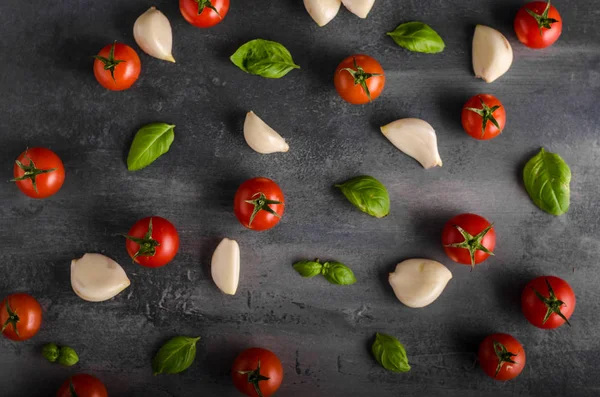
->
[244,111,289,154]
[472,25,513,83]
[304,0,342,27]
[380,118,443,169]
[133,7,175,63]
[71,254,131,302]
[389,259,452,308]
[341,0,375,19]
[211,238,240,295]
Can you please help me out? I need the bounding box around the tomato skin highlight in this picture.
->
[232,348,283,397]
[334,54,385,105]
[13,147,65,199]
[234,178,285,231]
[478,333,526,381]
[125,216,180,268]
[93,43,141,91]
[461,94,506,141]
[522,276,575,329]
[56,374,108,397]
[514,1,562,49]
[441,213,496,266]
[180,0,230,28]
[0,293,43,341]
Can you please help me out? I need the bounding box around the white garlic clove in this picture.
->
[341,0,375,18]
[244,111,290,154]
[389,259,452,308]
[133,7,175,62]
[304,0,342,27]
[71,254,131,302]
[380,118,443,169]
[472,25,513,83]
[211,238,240,295]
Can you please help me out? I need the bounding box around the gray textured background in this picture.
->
[0,0,598,396]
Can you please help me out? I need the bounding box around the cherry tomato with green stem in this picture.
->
[461,94,506,140]
[232,348,283,397]
[234,178,285,231]
[514,1,562,49]
[56,374,108,397]
[12,147,65,199]
[124,216,179,268]
[1,293,43,341]
[442,213,496,269]
[522,276,575,329]
[334,55,385,105]
[180,0,230,28]
[478,333,526,381]
[93,42,141,91]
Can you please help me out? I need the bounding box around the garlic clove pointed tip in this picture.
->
[165,54,176,63]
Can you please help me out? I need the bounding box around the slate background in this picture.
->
[1,0,599,396]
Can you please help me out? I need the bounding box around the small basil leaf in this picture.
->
[387,22,445,54]
[523,148,571,216]
[322,262,356,285]
[293,260,323,278]
[127,123,175,171]
[372,333,411,373]
[42,343,60,363]
[335,176,390,218]
[152,336,201,375]
[57,346,79,367]
[230,39,300,79]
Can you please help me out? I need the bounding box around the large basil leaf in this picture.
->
[230,39,300,79]
[335,176,390,218]
[523,148,571,216]
[322,262,356,285]
[152,336,200,375]
[293,260,323,278]
[387,22,445,53]
[127,123,175,171]
[372,333,411,373]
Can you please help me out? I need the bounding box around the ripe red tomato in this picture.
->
[56,374,108,397]
[334,55,385,105]
[93,42,141,91]
[1,293,42,341]
[522,276,575,329]
[461,94,506,140]
[180,0,230,28]
[442,213,496,268]
[12,147,65,199]
[234,178,285,231]
[478,333,525,381]
[232,348,283,397]
[124,216,179,268]
[514,1,562,49]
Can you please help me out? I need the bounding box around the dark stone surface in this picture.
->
[1,0,598,396]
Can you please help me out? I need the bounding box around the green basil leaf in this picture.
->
[335,176,390,218]
[127,123,175,171]
[523,148,571,216]
[230,39,300,79]
[372,333,411,373]
[152,336,200,375]
[387,22,445,54]
[322,262,356,285]
[293,260,323,278]
[42,343,60,363]
[57,346,79,367]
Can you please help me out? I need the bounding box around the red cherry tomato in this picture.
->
[522,276,575,329]
[334,55,385,105]
[478,333,526,381]
[234,178,285,231]
[56,374,108,397]
[12,147,65,199]
[124,216,179,268]
[231,348,283,397]
[441,213,496,268]
[93,42,141,91]
[180,0,230,28]
[514,1,562,49]
[0,293,42,341]
[461,94,506,140]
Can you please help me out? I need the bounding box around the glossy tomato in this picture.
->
[478,333,525,381]
[522,276,575,329]
[94,42,141,91]
[461,94,506,140]
[234,178,285,231]
[1,293,42,341]
[442,213,496,268]
[180,0,230,28]
[12,147,65,199]
[232,348,283,397]
[334,55,385,105]
[124,216,179,268]
[514,1,562,49]
[56,374,108,397]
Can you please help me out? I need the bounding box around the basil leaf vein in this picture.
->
[335,176,390,218]
[127,123,175,171]
[523,148,571,216]
[372,333,411,373]
[152,336,200,375]
[230,39,300,79]
[387,22,445,54]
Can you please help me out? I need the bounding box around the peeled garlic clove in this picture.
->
[389,259,452,308]
[71,254,131,302]
[380,118,442,169]
[133,7,175,62]
[472,25,513,83]
[341,0,375,18]
[211,238,240,295]
[304,0,342,27]
[244,111,289,154]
